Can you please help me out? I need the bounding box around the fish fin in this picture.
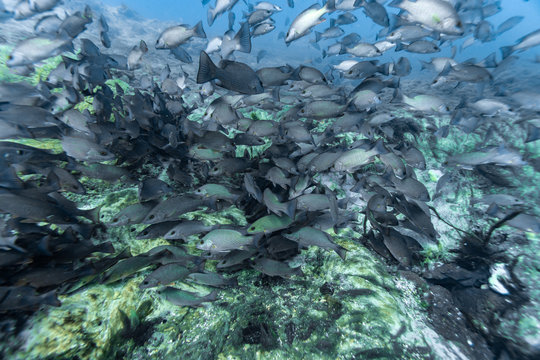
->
[394,42,404,52]
[391,88,403,103]
[235,22,252,53]
[500,46,513,59]
[314,31,322,42]
[196,51,217,84]
[193,20,207,39]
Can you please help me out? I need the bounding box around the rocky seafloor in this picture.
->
[0,1,539,360]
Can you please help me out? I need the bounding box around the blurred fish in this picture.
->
[156,21,206,49]
[285,0,335,45]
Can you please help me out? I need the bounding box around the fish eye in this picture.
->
[196,189,201,192]
[112,217,118,222]
[130,228,135,232]
[149,215,155,220]
[250,226,256,231]
[170,231,176,235]
[143,231,148,235]
[16,150,23,155]
[199,240,204,244]
[100,151,107,156]
[348,71,353,75]
[301,109,305,113]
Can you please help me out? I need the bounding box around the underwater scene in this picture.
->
[0,0,539,359]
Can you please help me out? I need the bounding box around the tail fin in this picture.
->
[197,51,217,84]
[326,0,336,12]
[207,8,216,26]
[315,31,322,42]
[192,20,207,39]
[139,40,148,53]
[236,22,252,53]
[334,244,347,260]
[285,199,297,219]
[204,290,219,302]
[500,46,513,59]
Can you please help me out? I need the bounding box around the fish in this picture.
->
[501,28,540,58]
[197,51,264,94]
[283,226,346,259]
[139,263,196,289]
[390,0,463,35]
[7,36,73,67]
[156,21,206,49]
[197,229,254,253]
[207,0,240,26]
[220,22,252,58]
[285,0,336,45]
[158,287,218,307]
[251,258,303,278]
[164,220,216,241]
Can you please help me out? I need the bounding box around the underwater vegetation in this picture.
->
[0,0,539,359]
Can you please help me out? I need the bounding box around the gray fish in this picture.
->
[263,188,296,218]
[314,26,344,42]
[187,272,237,287]
[346,42,382,57]
[220,22,252,58]
[496,16,523,35]
[335,12,357,25]
[142,195,207,224]
[359,0,389,27]
[127,40,148,70]
[252,22,276,37]
[390,0,463,35]
[139,263,195,289]
[298,100,347,119]
[138,179,172,202]
[61,136,115,163]
[57,7,93,38]
[170,46,193,63]
[386,25,434,42]
[256,66,294,86]
[164,220,216,241]
[245,9,273,25]
[208,0,240,26]
[7,36,72,67]
[197,51,263,94]
[101,253,164,285]
[108,202,156,227]
[197,229,254,253]
[156,21,206,49]
[244,173,263,202]
[395,40,440,54]
[136,221,181,240]
[283,226,346,259]
[501,28,540,58]
[158,287,218,307]
[0,287,60,311]
[471,194,524,207]
[285,0,335,44]
[251,258,303,278]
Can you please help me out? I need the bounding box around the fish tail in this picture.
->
[325,0,336,12]
[139,40,148,53]
[285,199,297,219]
[193,20,207,39]
[334,244,347,260]
[500,46,514,59]
[96,241,115,254]
[205,290,219,302]
[236,22,252,53]
[207,8,216,26]
[391,87,403,103]
[196,51,217,84]
[41,290,61,307]
[314,31,322,42]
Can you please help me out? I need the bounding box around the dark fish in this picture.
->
[197,51,264,94]
[158,287,218,307]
